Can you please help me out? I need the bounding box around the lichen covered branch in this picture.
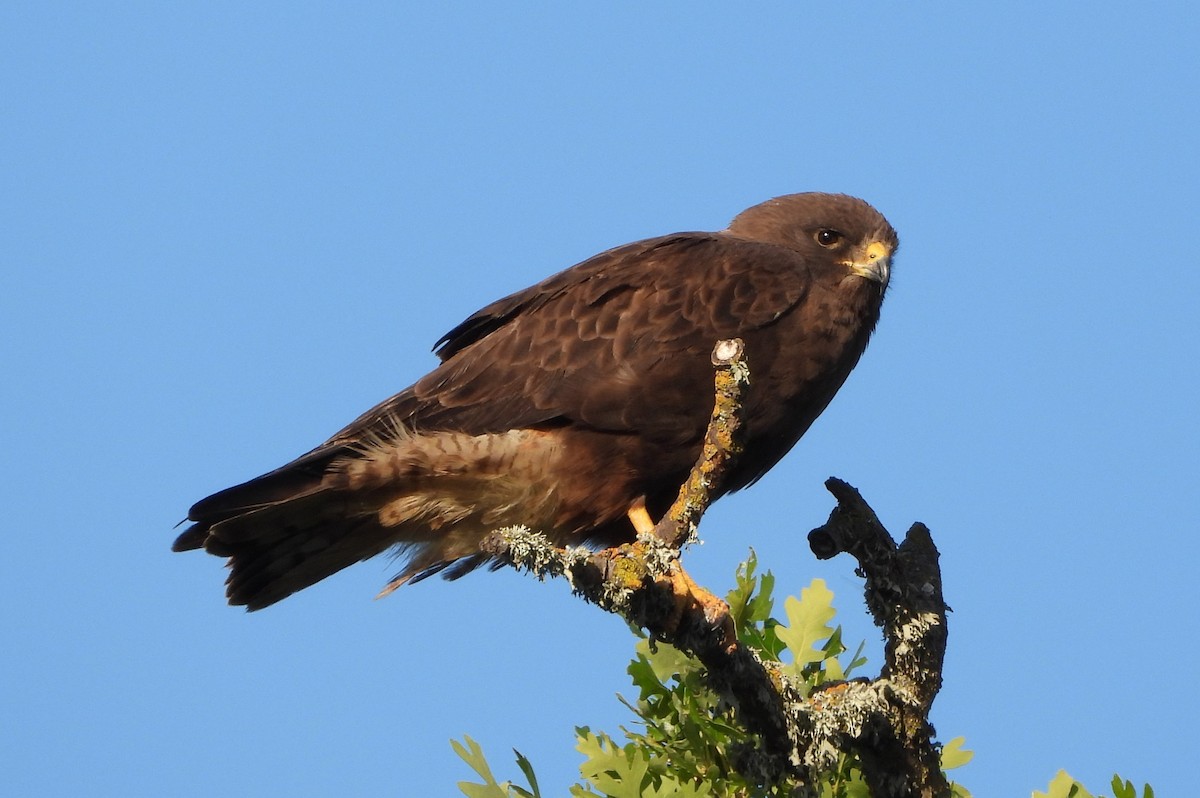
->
[805,478,950,797]
[652,336,750,549]
[484,342,951,797]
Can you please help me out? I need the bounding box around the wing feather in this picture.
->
[406,233,812,436]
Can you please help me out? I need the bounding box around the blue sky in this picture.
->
[3,3,1196,796]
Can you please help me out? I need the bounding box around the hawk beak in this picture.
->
[847,241,892,287]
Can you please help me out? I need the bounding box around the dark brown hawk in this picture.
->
[175,192,898,610]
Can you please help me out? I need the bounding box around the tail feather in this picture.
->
[177,426,571,608]
[176,482,492,610]
[374,550,491,599]
[179,484,391,610]
[171,523,212,552]
[185,454,333,526]
[224,515,396,610]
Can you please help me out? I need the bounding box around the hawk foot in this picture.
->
[657,564,736,654]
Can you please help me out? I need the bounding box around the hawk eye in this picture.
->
[815,229,843,247]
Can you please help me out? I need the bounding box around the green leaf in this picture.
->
[635,638,695,686]
[513,749,541,798]
[822,625,847,659]
[725,550,760,627]
[583,742,651,797]
[726,550,778,627]
[1110,775,1154,798]
[724,551,794,665]
[940,736,974,770]
[649,774,713,798]
[452,736,510,798]
[950,782,974,798]
[749,569,776,621]
[452,736,545,798]
[577,728,645,797]
[1032,770,1094,798]
[776,579,837,671]
[627,652,667,702]
[842,639,869,677]
[844,774,872,798]
[824,653,846,681]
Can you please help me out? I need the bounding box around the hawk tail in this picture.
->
[174,440,498,609]
[176,485,401,610]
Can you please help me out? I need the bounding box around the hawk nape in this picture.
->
[175,192,898,610]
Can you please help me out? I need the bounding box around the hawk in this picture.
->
[175,192,898,610]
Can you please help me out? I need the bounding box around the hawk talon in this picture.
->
[656,564,736,651]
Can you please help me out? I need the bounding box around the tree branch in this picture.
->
[482,341,951,797]
[805,479,950,797]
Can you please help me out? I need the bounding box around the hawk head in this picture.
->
[726,192,897,288]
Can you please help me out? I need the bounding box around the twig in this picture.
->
[652,337,749,548]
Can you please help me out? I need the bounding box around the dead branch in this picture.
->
[805,479,950,797]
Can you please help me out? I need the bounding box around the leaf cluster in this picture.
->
[453,553,1151,798]
[580,554,885,797]
[1033,771,1154,798]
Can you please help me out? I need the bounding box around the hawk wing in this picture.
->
[323,232,811,446]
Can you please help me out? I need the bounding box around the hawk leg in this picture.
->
[625,500,735,648]
[627,497,656,537]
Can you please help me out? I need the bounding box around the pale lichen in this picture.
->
[800,682,891,773]
[634,533,680,577]
[490,525,587,581]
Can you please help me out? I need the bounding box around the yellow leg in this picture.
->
[623,497,734,645]
[627,497,656,536]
